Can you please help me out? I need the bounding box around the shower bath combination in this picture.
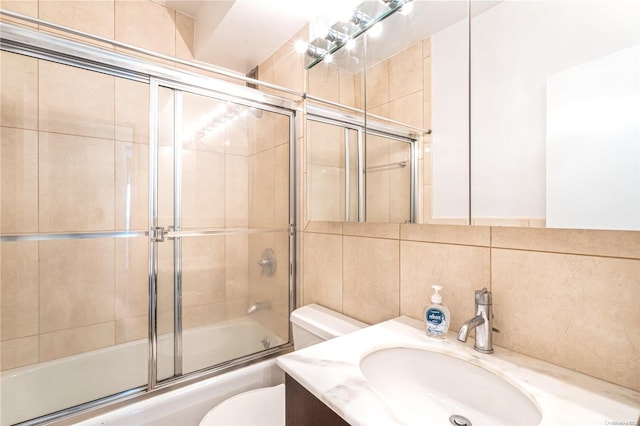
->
[0,11,297,425]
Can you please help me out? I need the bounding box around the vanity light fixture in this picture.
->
[298,0,413,69]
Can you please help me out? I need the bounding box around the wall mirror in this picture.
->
[469,0,640,231]
[304,1,473,225]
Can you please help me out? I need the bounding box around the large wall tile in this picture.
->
[343,236,399,324]
[39,60,115,140]
[0,336,38,371]
[342,223,399,239]
[115,142,148,231]
[39,132,115,232]
[304,221,343,235]
[389,42,423,101]
[182,302,226,330]
[308,63,340,103]
[307,164,344,222]
[0,52,38,130]
[115,0,176,57]
[0,0,37,27]
[181,149,225,229]
[249,149,275,228]
[400,224,490,246]
[39,0,114,44]
[39,322,115,362]
[302,232,343,312]
[39,239,115,333]
[115,315,147,344]
[492,249,640,391]
[181,236,226,307]
[1,127,38,234]
[225,154,249,227]
[1,241,38,340]
[492,227,640,259]
[389,91,423,129]
[225,234,249,301]
[400,241,490,331]
[275,143,290,227]
[115,79,150,144]
[365,60,389,109]
[115,237,148,320]
[308,120,344,167]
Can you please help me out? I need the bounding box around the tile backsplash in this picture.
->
[301,222,640,392]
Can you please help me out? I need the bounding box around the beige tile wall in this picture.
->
[0,1,255,370]
[301,222,640,392]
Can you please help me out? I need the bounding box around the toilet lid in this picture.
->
[199,384,285,426]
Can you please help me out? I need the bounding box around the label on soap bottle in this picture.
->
[426,308,446,334]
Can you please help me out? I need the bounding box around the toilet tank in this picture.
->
[290,304,367,350]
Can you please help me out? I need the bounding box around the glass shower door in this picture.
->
[152,81,292,382]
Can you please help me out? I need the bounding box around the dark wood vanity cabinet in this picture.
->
[285,374,350,426]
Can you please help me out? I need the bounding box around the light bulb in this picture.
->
[368,22,383,38]
[323,54,334,64]
[345,38,356,51]
[294,40,308,54]
[399,1,413,15]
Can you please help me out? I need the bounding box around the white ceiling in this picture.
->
[156,0,497,75]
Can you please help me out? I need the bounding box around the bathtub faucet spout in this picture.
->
[246,301,272,315]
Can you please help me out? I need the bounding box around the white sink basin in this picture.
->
[360,347,542,426]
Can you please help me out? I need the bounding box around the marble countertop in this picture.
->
[277,316,640,426]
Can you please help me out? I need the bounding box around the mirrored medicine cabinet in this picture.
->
[303,0,640,231]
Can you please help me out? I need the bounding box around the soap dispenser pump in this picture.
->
[424,285,450,338]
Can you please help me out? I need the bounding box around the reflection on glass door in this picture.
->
[365,133,413,223]
[152,82,292,381]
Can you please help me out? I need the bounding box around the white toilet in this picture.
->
[199,304,366,426]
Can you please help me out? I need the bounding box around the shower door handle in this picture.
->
[151,226,175,242]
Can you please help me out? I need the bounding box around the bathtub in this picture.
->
[1,317,287,426]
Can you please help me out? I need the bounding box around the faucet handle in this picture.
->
[475,287,492,305]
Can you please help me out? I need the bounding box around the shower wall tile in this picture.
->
[342,236,399,324]
[115,237,149,320]
[39,322,115,362]
[400,241,490,332]
[181,149,225,229]
[339,70,357,108]
[39,239,115,333]
[38,132,115,232]
[308,120,343,167]
[492,249,640,391]
[1,127,38,234]
[115,78,150,144]
[307,62,340,103]
[0,52,38,130]
[423,57,432,102]
[249,149,275,228]
[175,11,195,61]
[182,303,226,330]
[115,142,149,231]
[0,241,38,341]
[274,114,290,147]
[342,223,399,240]
[39,60,115,140]
[365,60,390,110]
[115,0,176,58]
[423,37,432,58]
[302,232,343,312]
[225,116,249,157]
[0,336,38,371]
[115,315,147,344]
[181,236,226,307]
[389,41,422,101]
[225,234,249,300]
[272,41,304,94]
[389,91,423,129]
[0,0,38,28]
[225,154,249,228]
[251,112,276,155]
[308,164,344,222]
[38,0,114,46]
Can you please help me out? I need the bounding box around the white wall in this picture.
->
[432,0,640,225]
[431,18,469,221]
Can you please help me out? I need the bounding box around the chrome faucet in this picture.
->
[246,301,272,315]
[457,288,495,354]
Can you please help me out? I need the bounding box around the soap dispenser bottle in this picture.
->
[424,285,450,338]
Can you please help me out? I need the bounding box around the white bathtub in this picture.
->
[1,317,286,426]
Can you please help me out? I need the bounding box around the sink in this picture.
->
[360,347,542,426]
